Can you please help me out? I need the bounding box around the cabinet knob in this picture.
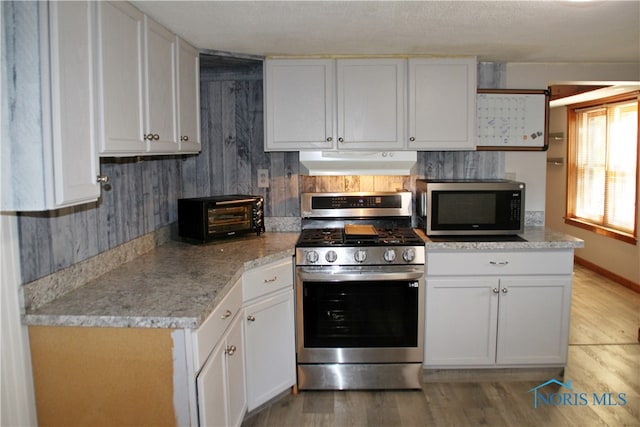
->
[225,345,237,356]
[492,288,499,294]
[144,133,153,141]
[338,137,344,143]
[409,137,416,142]
[326,137,333,142]
[180,135,189,142]
[247,315,256,322]
[96,175,109,184]
[220,309,233,319]
[153,134,160,140]
[502,287,509,294]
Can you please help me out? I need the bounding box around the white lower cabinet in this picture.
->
[425,250,574,368]
[242,257,296,412]
[190,256,296,425]
[197,313,246,427]
[244,290,296,411]
[192,278,246,427]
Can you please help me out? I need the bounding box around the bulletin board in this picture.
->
[476,89,550,151]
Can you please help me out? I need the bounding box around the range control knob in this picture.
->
[325,250,338,263]
[354,249,367,263]
[402,248,416,263]
[383,249,397,263]
[306,250,319,264]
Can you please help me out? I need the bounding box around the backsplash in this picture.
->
[17,59,507,284]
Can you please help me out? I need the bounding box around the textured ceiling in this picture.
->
[132,1,640,63]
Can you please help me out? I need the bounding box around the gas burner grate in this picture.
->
[297,227,424,247]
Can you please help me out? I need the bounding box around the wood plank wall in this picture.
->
[18,60,505,284]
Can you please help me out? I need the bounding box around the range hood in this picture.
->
[299,151,417,176]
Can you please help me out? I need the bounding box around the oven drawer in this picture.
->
[192,277,243,372]
[426,250,574,276]
[243,257,293,302]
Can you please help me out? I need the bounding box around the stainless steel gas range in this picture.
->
[295,192,426,390]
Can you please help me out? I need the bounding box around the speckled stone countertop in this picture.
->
[422,226,584,250]
[24,233,299,330]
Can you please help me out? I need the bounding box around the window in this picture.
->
[566,92,639,244]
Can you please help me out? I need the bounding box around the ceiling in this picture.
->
[132,1,640,63]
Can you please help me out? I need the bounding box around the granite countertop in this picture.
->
[24,227,583,330]
[421,226,585,250]
[24,233,299,330]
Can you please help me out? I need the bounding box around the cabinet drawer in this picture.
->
[242,257,293,302]
[426,250,574,276]
[192,278,242,371]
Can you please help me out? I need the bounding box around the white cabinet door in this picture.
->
[196,341,228,427]
[225,314,246,427]
[244,290,296,411]
[425,278,498,366]
[336,59,405,150]
[496,277,572,365]
[264,59,335,151]
[48,0,101,207]
[177,37,201,153]
[143,16,178,153]
[407,57,476,150]
[196,313,246,427]
[96,1,146,155]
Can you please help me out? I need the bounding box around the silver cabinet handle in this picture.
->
[225,345,237,356]
[180,135,189,142]
[264,276,277,283]
[153,134,160,140]
[338,137,344,143]
[220,309,232,319]
[502,288,509,294]
[489,261,509,266]
[326,137,333,142]
[144,133,154,141]
[96,175,109,184]
[492,288,499,294]
[247,315,256,322]
[409,137,415,142]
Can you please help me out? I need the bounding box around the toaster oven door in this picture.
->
[207,204,253,235]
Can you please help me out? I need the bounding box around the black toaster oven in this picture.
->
[178,195,265,242]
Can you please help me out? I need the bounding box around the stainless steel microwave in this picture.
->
[416,179,525,236]
[178,195,265,242]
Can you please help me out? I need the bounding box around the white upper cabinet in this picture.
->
[264,57,476,152]
[407,57,476,150]
[2,1,101,211]
[143,16,178,153]
[176,37,201,152]
[336,58,405,150]
[264,59,335,151]
[96,1,146,155]
[96,1,199,156]
[264,58,405,151]
[47,1,102,207]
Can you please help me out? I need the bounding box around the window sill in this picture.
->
[564,217,637,245]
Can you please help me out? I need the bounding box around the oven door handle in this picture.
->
[297,269,424,282]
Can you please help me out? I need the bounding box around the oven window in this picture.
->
[302,280,419,348]
[207,206,251,233]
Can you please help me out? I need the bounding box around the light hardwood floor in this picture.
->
[242,265,640,426]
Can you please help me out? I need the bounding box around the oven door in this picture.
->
[207,203,253,235]
[296,266,424,364]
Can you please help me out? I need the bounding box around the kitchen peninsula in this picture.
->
[23,227,582,426]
